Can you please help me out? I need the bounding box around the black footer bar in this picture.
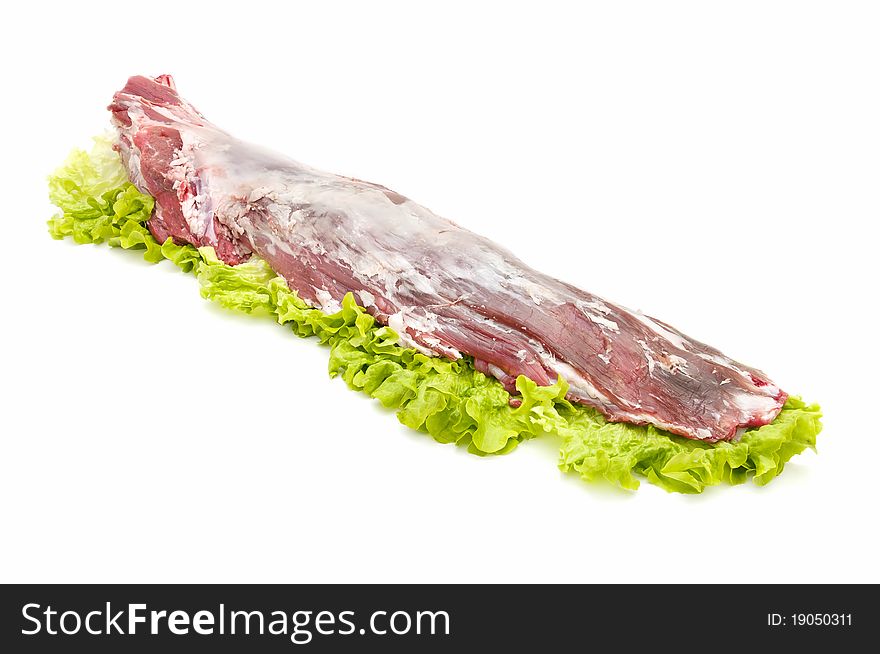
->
[0,584,873,651]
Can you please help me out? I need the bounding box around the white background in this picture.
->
[2,1,878,583]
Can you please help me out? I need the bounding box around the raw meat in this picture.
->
[109,75,787,442]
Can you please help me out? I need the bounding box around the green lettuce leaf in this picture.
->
[558,397,821,492]
[47,137,823,492]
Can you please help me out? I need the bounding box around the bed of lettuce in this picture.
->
[47,137,823,493]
